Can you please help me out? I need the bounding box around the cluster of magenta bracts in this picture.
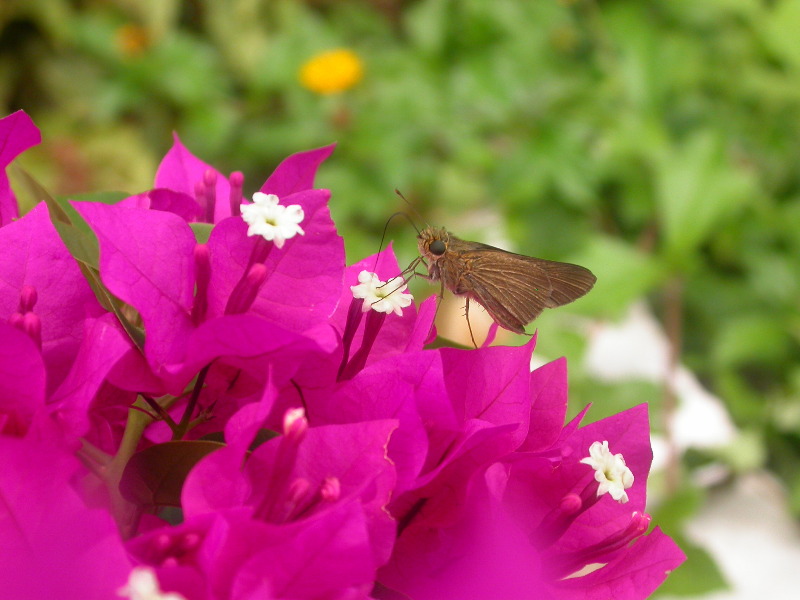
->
[0,110,683,600]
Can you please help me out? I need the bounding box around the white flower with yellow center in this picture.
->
[241,192,304,248]
[350,270,413,316]
[580,440,635,503]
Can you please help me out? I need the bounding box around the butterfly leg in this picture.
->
[431,278,445,337]
[415,276,445,345]
[371,258,426,309]
[465,297,478,349]
[378,258,431,300]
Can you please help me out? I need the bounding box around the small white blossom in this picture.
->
[118,567,186,600]
[241,192,304,248]
[350,270,414,316]
[580,440,634,503]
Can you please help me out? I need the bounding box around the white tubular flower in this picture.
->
[241,192,305,248]
[117,567,187,600]
[350,270,413,317]
[580,440,635,504]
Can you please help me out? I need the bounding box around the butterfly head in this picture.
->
[417,227,451,261]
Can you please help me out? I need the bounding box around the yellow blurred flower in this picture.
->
[299,49,364,95]
[115,24,150,58]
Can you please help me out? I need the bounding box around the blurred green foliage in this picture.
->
[4,0,800,592]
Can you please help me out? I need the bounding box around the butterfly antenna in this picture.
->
[372,211,420,274]
[394,189,427,231]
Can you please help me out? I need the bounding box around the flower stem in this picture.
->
[174,363,211,440]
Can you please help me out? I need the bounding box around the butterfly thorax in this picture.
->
[417,226,476,290]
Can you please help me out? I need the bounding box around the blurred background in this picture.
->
[2,1,799,597]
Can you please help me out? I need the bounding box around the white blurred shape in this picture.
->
[672,472,800,600]
[584,302,737,453]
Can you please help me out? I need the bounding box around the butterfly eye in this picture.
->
[429,240,447,256]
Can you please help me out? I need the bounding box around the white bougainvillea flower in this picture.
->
[117,567,186,600]
[580,440,635,503]
[241,192,305,248]
[350,270,413,316]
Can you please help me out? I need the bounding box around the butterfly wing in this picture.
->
[455,245,596,333]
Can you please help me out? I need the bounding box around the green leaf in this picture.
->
[650,487,727,596]
[406,0,450,55]
[65,191,130,205]
[13,167,145,349]
[788,470,800,516]
[650,482,706,524]
[13,167,102,268]
[568,235,665,319]
[655,133,755,260]
[653,537,727,596]
[77,262,146,350]
[119,440,225,509]
[200,428,280,450]
[712,314,791,367]
[190,222,214,244]
[371,582,414,600]
[761,0,800,69]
